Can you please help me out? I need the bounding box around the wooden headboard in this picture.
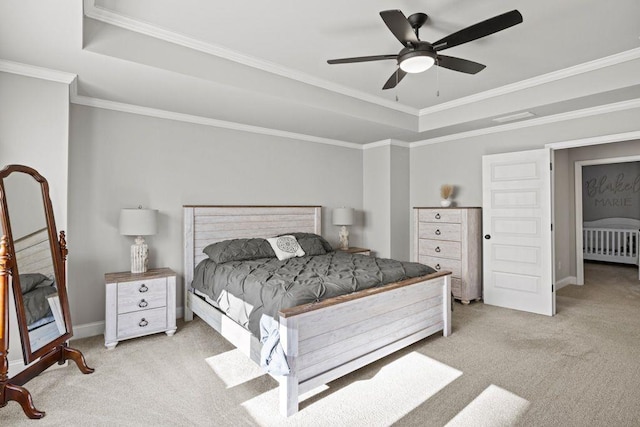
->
[183,205,322,289]
[14,228,54,278]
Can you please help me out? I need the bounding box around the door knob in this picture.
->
[484,234,491,239]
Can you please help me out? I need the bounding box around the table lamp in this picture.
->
[119,206,157,273]
[333,207,354,250]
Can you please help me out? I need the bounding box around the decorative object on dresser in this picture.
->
[332,207,354,250]
[119,206,158,273]
[0,164,94,419]
[338,246,371,256]
[440,184,454,207]
[104,268,176,349]
[414,207,482,304]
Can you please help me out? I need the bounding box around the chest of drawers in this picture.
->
[414,207,482,303]
[104,268,177,349]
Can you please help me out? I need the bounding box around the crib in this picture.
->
[583,218,640,265]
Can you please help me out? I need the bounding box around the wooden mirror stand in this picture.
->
[0,165,94,419]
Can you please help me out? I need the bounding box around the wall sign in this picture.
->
[582,162,640,221]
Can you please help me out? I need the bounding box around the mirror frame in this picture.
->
[0,164,73,364]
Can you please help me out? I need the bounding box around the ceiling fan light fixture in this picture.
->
[398,50,436,73]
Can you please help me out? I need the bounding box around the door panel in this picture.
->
[482,149,554,316]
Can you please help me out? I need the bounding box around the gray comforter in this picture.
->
[191,250,435,337]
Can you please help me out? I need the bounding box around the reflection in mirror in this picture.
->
[3,173,66,352]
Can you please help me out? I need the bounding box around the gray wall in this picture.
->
[68,105,363,326]
[582,162,640,221]
[0,71,69,373]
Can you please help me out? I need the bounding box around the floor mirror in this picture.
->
[0,164,94,419]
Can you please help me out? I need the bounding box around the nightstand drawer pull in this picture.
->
[139,318,148,327]
[435,229,441,236]
[138,299,148,308]
[435,246,441,253]
[435,213,441,219]
[138,284,148,293]
[435,264,441,270]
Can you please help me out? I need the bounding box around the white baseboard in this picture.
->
[556,276,578,290]
[72,307,185,340]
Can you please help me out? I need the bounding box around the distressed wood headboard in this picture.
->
[14,228,54,278]
[183,205,322,289]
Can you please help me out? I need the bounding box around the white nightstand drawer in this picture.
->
[419,256,462,277]
[117,307,167,338]
[418,209,462,224]
[419,239,461,259]
[117,277,167,314]
[418,223,461,242]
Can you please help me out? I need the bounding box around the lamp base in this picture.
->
[338,226,350,250]
[131,236,149,274]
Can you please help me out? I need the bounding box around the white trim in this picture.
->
[82,0,417,116]
[0,59,77,84]
[546,131,640,150]
[556,276,577,290]
[574,153,640,285]
[419,48,640,116]
[411,98,640,148]
[71,94,363,150]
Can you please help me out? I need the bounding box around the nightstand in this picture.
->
[338,247,371,256]
[104,268,177,349]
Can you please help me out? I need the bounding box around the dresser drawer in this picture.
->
[419,256,462,277]
[418,209,462,224]
[418,223,461,241]
[117,277,167,314]
[117,307,167,338]
[419,239,461,259]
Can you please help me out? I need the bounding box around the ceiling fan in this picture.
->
[327,9,523,90]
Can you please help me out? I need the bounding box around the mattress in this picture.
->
[191,250,435,337]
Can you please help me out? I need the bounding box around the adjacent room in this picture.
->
[1,1,640,425]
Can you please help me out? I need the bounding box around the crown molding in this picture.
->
[411,98,640,148]
[362,139,411,150]
[70,92,363,150]
[545,130,640,150]
[418,47,640,117]
[82,0,418,116]
[0,59,76,84]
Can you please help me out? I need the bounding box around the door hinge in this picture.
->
[551,223,553,231]
[550,162,553,171]
[552,284,555,292]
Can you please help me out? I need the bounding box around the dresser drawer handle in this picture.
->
[138,299,148,308]
[139,318,148,327]
[435,246,441,253]
[435,213,441,219]
[138,284,148,293]
[435,264,441,270]
[435,229,441,236]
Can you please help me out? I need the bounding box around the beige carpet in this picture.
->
[3,262,640,426]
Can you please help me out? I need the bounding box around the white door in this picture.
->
[482,148,555,316]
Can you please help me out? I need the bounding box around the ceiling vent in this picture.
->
[492,111,535,123]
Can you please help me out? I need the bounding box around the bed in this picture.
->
[14,228,64,351]
[183,205,451,417]
[583,218,640,265]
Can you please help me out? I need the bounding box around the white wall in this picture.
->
[68,105,363,326]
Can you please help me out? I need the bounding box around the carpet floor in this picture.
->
[2,262,640,426]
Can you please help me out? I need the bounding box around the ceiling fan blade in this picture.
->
[382,68,407,90]
[433,9,523,51]
[380,10,419,46]
[327,54,397,65]
[437,55,486,74]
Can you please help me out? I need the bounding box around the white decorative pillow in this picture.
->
[267,235,305,261]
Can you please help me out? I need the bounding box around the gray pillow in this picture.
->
[203,238,275,263]
[277,232,333,256]
[19,273,53,294]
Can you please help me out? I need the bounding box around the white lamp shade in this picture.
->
[119,208,158,236]
[333,207,354,226]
